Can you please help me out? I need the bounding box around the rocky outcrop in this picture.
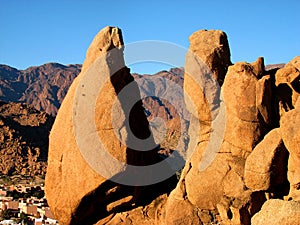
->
[165,29,234,225]
[0,101,53,176]
[184,30,231,122]
[187,29,231,85]
[251,199,300,225]
[223,57,273,157]
[165,30,280,225]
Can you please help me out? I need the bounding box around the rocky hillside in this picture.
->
[0,63,81,116]
[0,101,54,176]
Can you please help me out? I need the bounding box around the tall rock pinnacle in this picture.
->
[45,26,164,225]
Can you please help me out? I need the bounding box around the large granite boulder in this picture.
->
[244,128,289,194]
[222,57,273,157]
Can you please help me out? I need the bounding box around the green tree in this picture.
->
[19,212,28,222]
[1,209,13,220]
[32,190,44,199]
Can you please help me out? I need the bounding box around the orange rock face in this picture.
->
[275,56,300,107]
[184,30,231,122]
[251,199,300,225]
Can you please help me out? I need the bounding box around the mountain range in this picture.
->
[0,63,81,116]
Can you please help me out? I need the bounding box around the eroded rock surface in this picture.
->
[251,199,300,225]
[275,56,300,117]
[184,30,231,122]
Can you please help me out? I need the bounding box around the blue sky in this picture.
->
[0,0,299,74]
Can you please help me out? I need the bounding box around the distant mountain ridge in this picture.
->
[0,63,81,116]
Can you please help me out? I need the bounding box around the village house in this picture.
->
[0,184,58,224]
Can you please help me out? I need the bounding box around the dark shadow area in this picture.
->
[242,191,267,225]
[266,66,294,119]
[276,83,294,112]
[264,68,280,128]
[70,171,178,225]
[270,147,290,199]
[256,113,272,147]
[291,75,300,93]
[110,66,161,167]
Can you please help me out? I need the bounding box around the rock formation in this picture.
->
[0,101,53,176]
[275,56,300,110]
[222,57,273,157]
[164,29,298,225]
[165,29,232,225]
[186,29,231,85]
[165,30,276,225]
[44,25,300,225]
[184,30,231,123]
